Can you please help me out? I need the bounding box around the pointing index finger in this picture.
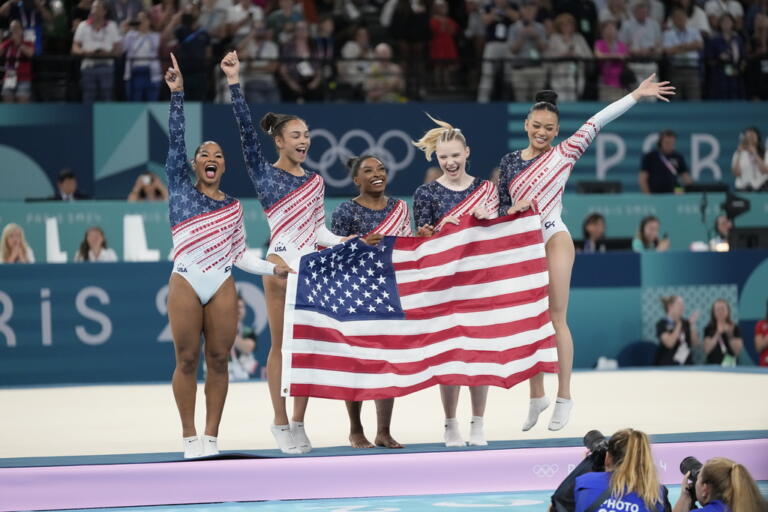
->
[170,52,180,71]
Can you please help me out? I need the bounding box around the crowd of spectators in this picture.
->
[0,0,767,102]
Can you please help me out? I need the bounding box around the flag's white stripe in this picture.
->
[293,296,550,336]
[290,323,556,363]
[399,271,549,310]
[392,215,542,263]
[394,244,545,285]
[289,348,559,389]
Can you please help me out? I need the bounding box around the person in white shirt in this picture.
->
[122,11,162,101]
[71,0,123,102]
[75,226,118,262]
[704,0,743,31]
[226,0,263,46]
[672,0,711,36]
[663,5,703,99]
[619,0,661,89]
[732,126,768,191]
[235,19,279,103]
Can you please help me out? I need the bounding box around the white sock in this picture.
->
[290,421,312,454]
[468,416,487,446]
[201,435,219,456]
[183,435,203,459]
[271,424,301,454]
[548,397,573,431]
[444,417,465,447]
[522,396,551,431]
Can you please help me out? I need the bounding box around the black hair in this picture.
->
[58,168,76,182]
[669,3,687,17]
[704,298,733,334]
[78,226,108,261]
[260,112,303,139]
[743,126,766,159]
[714,213,729,238]
[582,212,605,239]
[346,154,384,178]
[193,140,221,158]
[528,90,559,118]
[638,215,659,249]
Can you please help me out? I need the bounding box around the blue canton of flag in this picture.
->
[295,238,405,321]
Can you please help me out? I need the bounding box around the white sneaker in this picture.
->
[290,421,312,454]
[201,435,219,456]
[468,416,487,446]
[548,398,573,431]
[522,397,550,431]
[183,436,203,459]
[444,418,466,447]
[271,424,301,454]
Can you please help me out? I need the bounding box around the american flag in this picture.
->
[281,210,559,401]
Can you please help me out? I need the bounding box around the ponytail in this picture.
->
[608,429,661,511]
[702,458,767,512]
[412,114,467,162]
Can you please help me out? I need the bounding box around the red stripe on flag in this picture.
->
[393,230,543,272]
[398,257,548,296]
[289,360,559,400]
[404,285,549,320]
[293,308,551,349]
[291,335,556,375]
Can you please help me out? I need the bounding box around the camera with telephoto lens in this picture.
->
[549,430,611,512]
[680,456,703,501]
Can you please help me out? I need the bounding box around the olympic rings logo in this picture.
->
[532,464,560,478]
[306,128,417,188]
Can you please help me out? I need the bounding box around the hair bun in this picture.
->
[535,90,558,105]
[259,112,278,135]
[346,156,360,171]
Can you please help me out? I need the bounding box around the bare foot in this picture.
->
[349,432,374,448]
[375,433,404,449]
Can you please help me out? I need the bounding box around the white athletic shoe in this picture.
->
[468,416,488,446]
[444,418,466,447]
[290,421,312,454]
[183,436,203,459]
[271,424,302,454]
[522,396,551,431]
[201,435,219,456]
[548,398,573,431]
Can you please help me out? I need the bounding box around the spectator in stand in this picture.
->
[632,215,670,252]
[108,0,144,33]
[165,7,211,101]
[745,14,768,100]
[50,168,90,200]
[704,0,743,32]
[706,13,746,99]
[379,0,430,99]
[279,20,323,102]
[227,0,264,46]
[123,11,162,101]
[663,5,703,100]
[507,0,547,101]
[580,212,607,253]
[655,294,700,365]
[594,20,629,101]
[464,0,485,79]
[1,223,34,264]
[314,16,335,83]
[639,130,692,194]
[1,20,34,103]
[150,0,178,32]
[127,171,168,201]
[197,0,228,52]
[546,12,592,101]
[746,0,767,35]
[337,25,374,100]
[534,0,554,32]
[475,0,517,102]
[555,0,600,47]
[429,0,459,90]
[708,214,732,247]
[673,0,711,37]
[72,0,123,103]
[71,0,94,33]
[0,0,52,55]
[598,0,630,28]
[75,226,118,262]
[235,19,280,103]
[755,299,768,366]
[731,126,768,191]
[266,0,303,39]
[702,298,743,366]
[619,0,661,87]
[364,42,405,102]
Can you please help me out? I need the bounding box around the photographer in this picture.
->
[673,457,767,512]
[573,429,669,512]
[127,171,168,201]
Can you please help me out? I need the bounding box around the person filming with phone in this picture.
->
[128,171,168,201]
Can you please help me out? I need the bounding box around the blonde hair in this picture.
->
[701,458,768,512]
[608,429,662,511]
[412,114,467,162]
[1,223,29,263]
[660,295,680,313]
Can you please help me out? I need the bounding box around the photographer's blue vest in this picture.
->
[575,472,666,512]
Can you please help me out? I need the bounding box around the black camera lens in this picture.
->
[583,430,606,452]
[680,456,703,480]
